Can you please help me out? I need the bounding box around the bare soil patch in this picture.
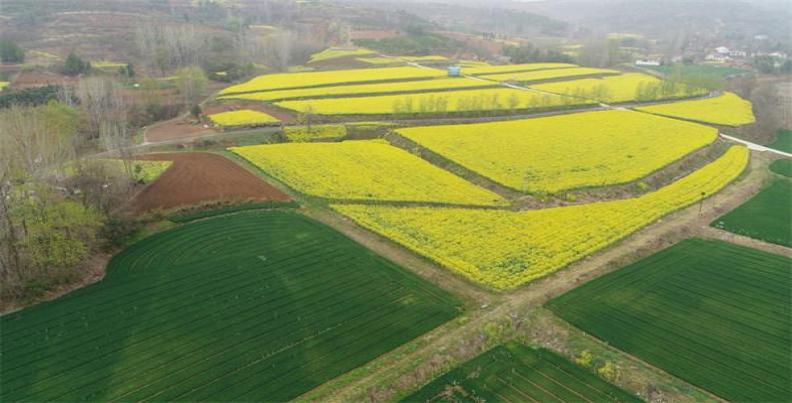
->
[11,71,77,89]
[145,119,217,143]
[130,152,290,213]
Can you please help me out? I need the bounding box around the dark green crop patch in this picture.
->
[547,238,791,402]
[769,159,792,178]
[404,342,639,402]
[1,211,460,401]
[711,180,791,247]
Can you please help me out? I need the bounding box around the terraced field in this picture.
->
[219,66,446,95]
[397,110,717,193]
[335,147,748,289]
[532,73,706,103]
[207,109,280,127]
[219,77,495,102]
[483,67,620,83]
[401,55,448,62]
[275,87,589,115]
[284,124,347,142]
[635,92,755,126]
[308,47,375,63]
[547,238,791,402]
[356,57,403,65]
[230,141,506,205]
[464,62,577,76]
[711,180,791,247]
[0,212,460,401]
[405,342,640,402]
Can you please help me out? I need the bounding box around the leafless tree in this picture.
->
[74,77,135,174]
[267,31,293,71]
[135,22,206,73]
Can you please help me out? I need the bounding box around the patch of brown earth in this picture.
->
[11,71,77,89]
[131,152,290,213]
[145,119,217,143]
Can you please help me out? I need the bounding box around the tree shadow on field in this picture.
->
[0,212,458,401]
[0,240,161,400]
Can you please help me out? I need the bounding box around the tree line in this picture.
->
[0,75,172,305]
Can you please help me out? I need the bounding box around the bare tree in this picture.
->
[267,31,293,71]
[74,77,135,175]
[135,22,206,73]
[0,103,78,176]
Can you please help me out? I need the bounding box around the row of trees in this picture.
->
[0,39,25,64]
[1,102,93,300]
[0,37,95,76]
[0,75,150,302]
[133,20,310,75]
[389,92,572,116]
[634,80,704,102]
[503,43,574,64]
[753,55,792,75]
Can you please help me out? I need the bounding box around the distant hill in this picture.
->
[343,0,570,37]
[513,0,791,44]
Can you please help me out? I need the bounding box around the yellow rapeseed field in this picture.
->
[284,124,347,142]
[127,160,172,183]
[635,92,755,127]
[219,77,494,102]
[334,146,749,289]
[219,67,446,95]
[207,109,280,127]
[308,47,375,63]
[483,67,620,83]
[464,63,577,76]
[531,73,707,103]
[229,140,506,205]
[92,60,126,69]
[356,57,404,65]
[275,87,590,115]
[70,160,172,183]
[398,110,717,193]
[401,55,449,62]
[458,60,492,68]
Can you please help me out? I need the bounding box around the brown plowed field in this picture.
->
[144,120,217,143]
[131,152,290,213]
[11,72,77,89]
